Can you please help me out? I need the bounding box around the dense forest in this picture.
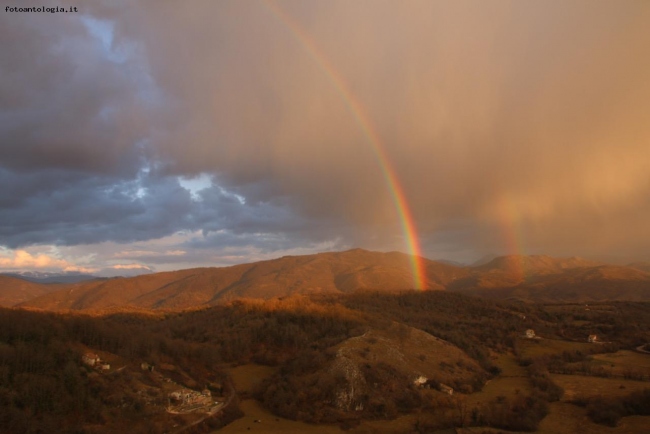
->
[0,292,649,433]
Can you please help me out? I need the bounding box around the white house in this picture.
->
[413,376,428,387]
[82,353,100,366]
[525,329,536,339]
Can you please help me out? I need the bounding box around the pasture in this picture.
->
[517,337,594,359]
[218,399,344,434]
[225,364,277,394]
[537,402,650,434]
[551,374,650,401]
[591,350,650,377]
[466,353,531,406]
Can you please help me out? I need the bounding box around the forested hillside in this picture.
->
[2,292,649,432]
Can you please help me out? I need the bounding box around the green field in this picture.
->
[551,374,650,401]
[465,353,530,407]
[536,402,650,434]
[218,399,345,434]
[518,337,595,359]
[220,364,418,434]
[591,350,650,377]
[219,364,343,434]
[225,364,278,394]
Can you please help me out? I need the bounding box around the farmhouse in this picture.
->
[525,329,536,339]
[588,334,598,343]
[82,353,100,366]
[413,375,428,387]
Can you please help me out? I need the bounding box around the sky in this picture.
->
[1,0,650,276]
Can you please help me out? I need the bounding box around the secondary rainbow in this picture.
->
[496,194,527,279]
[263,0,426,290]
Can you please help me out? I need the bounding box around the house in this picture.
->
[413,376,428,387]
[588,334,598,343]
[525,329,536,339]
[439,384,454,395]
[82,353,100,366]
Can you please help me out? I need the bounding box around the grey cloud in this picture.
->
[0,168,188,246]
[0,4,152,175]
[0,165,343,254]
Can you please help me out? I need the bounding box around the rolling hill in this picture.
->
[0,275,64,307]
[1,271,98,284]
[628,262,650,273]
[457,264,650,302]
[16,249,465,311]
[6,249,650,311]
[259,322,487,421]
[450,254,603,288]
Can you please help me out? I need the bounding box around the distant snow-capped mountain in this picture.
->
[1,271,99,284]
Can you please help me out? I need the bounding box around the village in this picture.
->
[167,386,223,415]
[81,351,226,416]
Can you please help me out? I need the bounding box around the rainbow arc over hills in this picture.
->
[264,1,426,289]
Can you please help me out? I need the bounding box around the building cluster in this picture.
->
[169,388,212,406]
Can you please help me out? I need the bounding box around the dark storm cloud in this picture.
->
[184,223,348,254]
[0,166,337,257]
[0,6,151,176]
[193,186,304,234]
[0,168,186,246]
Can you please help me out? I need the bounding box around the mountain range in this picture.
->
[3,249,650,311]
[1,271,99,284]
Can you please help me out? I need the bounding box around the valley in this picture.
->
[0,251,649,433]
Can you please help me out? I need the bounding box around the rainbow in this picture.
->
[496,194,527,280]
[263,0,426,290]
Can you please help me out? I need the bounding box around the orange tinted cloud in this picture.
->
[0,249,96,273]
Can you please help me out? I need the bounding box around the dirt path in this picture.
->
[635,344,650,354]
